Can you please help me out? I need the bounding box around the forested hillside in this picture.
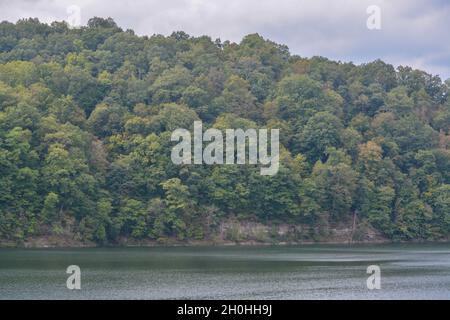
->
[0,17,449,245]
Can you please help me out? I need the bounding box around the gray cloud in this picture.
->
[1,0,449,79]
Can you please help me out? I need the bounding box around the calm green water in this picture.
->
[0,244,449,299]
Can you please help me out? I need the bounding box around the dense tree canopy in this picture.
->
[0,17,449,244]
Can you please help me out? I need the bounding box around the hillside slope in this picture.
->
[0,17,449,246]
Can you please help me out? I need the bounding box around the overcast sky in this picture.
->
[1,0,449,80]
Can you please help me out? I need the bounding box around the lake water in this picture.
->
[0,244,449,299]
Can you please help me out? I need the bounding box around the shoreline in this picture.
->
[1,237,448,249]
[1,220,447,249]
